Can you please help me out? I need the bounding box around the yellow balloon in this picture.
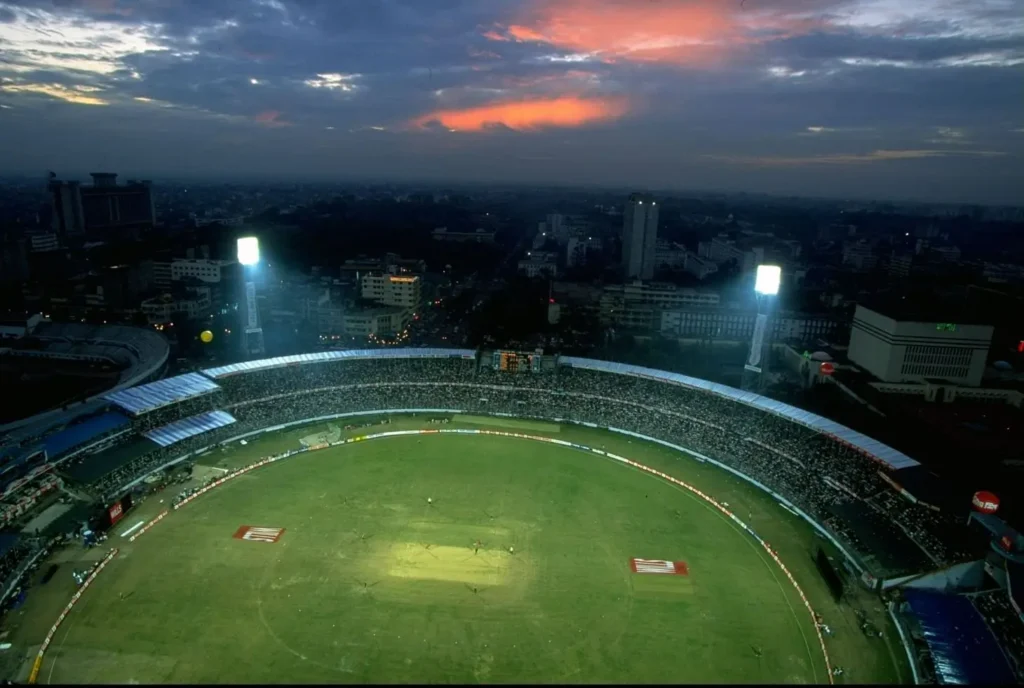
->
[200,330,214,343]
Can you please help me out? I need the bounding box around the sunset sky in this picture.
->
[0,0,1021,203]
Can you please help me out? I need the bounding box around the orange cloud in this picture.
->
[254,110,289,127]
[486,0,825,66]
[411,96,629,132]
[481,29,510,42]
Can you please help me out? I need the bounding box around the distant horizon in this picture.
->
[1,0,1021,207]
[6,170,1015,210]
[3,169,1021,211]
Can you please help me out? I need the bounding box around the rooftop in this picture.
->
[859,292,998,327]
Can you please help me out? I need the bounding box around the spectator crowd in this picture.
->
[75,356,982,576]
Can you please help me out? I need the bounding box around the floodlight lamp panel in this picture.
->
[755,265,781,295]
[237,237,260,265]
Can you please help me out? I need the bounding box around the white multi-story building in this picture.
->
[600,282,719,330]
[848,304,993,387]
[661,309,840,343]
[361,273,422,309]
[622,193,658,280]
[141,288,212,325]
[170,259,237,284]
[343,306,411,337]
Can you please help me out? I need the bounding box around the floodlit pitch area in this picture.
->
[33,419,907,684]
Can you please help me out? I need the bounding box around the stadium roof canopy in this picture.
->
[0,322,168,435]
[103,373,220,416]
[902,588,1016,685]
[561,357,920,471]
[143,410,237,448]
[42,411,131,459]
[201,348,477,378]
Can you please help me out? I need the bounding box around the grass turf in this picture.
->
[33,417,907,684]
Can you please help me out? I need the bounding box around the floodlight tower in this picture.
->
[742,265,781,393]
[237,236,265,357]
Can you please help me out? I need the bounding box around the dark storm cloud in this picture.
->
[0,0,1021,203]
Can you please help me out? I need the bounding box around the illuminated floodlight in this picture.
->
[237,237,260,266]
[754,265,781,295]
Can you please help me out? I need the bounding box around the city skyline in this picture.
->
[0,0,1022,204]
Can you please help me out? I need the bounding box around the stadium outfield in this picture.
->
[2,348,1019,683]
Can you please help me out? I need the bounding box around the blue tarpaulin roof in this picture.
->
[0,533,20,558]
[43,411,131,458]
[903,588,1016,685]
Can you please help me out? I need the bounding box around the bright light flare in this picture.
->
[237,237,260,266]
[755,265,781,295]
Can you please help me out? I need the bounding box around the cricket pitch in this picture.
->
[385,543,512,585]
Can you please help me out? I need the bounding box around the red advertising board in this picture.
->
[108,501,124,526]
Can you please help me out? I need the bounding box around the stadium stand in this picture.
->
[559,357,921,470]
[973,588,1024,679]
[14,347,1024,683]
[900,588,1016,684]
[61,437,160,486]
[0,322,168,436]
[881,466,960,511]
[104,373,221,416]
[66,350,981,582]
[143,410,237,447]
[824,501,936,577]
[0,449,49,498]
[41,411,131,458]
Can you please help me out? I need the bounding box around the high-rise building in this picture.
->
[622,193,658,280]
[49,173,155,240]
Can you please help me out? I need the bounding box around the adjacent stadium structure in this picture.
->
[1,348,1021,684]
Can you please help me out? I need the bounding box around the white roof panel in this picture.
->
[201,348,477,378]
[561,356,920,471]
[103,372,221,415]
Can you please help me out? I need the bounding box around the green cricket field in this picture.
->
[20,414,909,684]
